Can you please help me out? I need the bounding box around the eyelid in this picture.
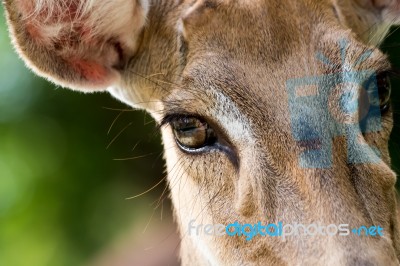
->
[159,113,206,129]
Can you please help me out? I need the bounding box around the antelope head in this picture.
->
[3,0,400,264]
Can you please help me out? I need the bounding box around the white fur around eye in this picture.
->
[211,87,254,145]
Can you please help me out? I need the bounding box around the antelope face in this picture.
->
[159,2,399,265]
[3,0,400,265]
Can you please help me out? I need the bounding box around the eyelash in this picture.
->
[159,113,198,128]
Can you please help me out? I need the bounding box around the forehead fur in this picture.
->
[181,0,340,63]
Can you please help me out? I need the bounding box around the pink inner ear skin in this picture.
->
[25,23,43,41]
[69,59,110,84]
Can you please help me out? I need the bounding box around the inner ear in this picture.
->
[5,0,148,91]
[334,0,399,45]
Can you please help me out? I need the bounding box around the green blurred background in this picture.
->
[0,6,177,266]
[1,5,400,266]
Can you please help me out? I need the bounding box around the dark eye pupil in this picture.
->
[171,117,216,150]
[377,72,392,112]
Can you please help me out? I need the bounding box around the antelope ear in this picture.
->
[362,0,400,23]
[335,0,400,45]
[3,0,149,92]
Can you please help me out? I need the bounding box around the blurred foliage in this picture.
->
[0,6,168,266]
[0,3,400,266]
[383,29,400,177]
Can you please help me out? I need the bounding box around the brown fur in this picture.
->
[3,0,400,264]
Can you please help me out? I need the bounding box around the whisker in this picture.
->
[126,175,167,200]
[106,122,133,150]
[142,208,156,234]
[113,152,157,161]
[107,110,125,135]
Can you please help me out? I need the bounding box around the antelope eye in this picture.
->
[377,71,392,113]
[170,116,217,150]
